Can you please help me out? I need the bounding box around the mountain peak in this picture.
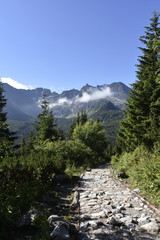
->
[61,89,79,99]
[80,84,96,93]
[110,82,130,99]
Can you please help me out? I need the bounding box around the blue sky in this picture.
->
[0,0,159,92]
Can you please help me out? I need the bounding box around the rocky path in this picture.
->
[78,165,160,240]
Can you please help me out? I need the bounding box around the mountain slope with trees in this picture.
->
[3,81,130,143]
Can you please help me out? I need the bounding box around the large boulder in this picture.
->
[48,215,77,239]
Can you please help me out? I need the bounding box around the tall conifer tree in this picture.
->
[117,12,160,152]
[0,81,16,157]
[35,94,58,142]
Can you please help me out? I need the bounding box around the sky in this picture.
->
[0,0,160,93]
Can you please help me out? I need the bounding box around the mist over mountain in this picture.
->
[3,82,130,143]
[3,82,130,119]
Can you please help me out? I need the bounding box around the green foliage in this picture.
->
[0,122,110,238]
[34,94,59,142]
[0,161,40,238]
[99,110,123,145]
[113,12,160,207]
[0,88,111,239]
[33,213,51,240]
[117,12,160,152]
[69,110,88,137]
[72,119,108,157]
[0,148,65,238]
[0,81,17,158]
[37,139,99,168]
[112,145,160,205]
[65,139,99,167]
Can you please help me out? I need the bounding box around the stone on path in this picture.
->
[140,221,160,233]
[78,165,160,240]
[50,222,70,239]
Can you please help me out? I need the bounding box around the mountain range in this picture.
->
[3,82,131,143]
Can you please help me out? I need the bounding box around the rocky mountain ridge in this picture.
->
[2,82,130,142]
[3,82,130,121]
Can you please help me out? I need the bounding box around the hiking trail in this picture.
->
[77,164,160,240]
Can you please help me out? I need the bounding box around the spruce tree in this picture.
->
[150,38,160,142]
[35,94,58,142]
[117,12,160,152]
[0,81,16,157]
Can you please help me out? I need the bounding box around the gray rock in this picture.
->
[140,221,160,233]
[117,172,128,179]
[87,220,97,227]
[51,222,70,239]
[87,201,98,206]
[88,193,97,199]
[80,222,90,231]
[137,216,150,225]
[120,216,133,225]
[112,208,121,214]
[92,205,100,210]
[134,207,143,211]
[124,203,133,208]
[115,213,124,219]
[81,214,91,221]
[133,188,140,193]
[48,215,63,227]
[91,210,106,219]
[71,191,80,209]
[107,217,122,227]
[20,209,38,226]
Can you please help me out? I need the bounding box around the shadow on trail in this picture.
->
[93,228,158,240]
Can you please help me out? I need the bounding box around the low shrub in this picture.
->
[111,145,160,206]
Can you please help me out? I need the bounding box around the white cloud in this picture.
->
[48,87,113,108]
[49,97,72,108]
[1,78,33,90]
[76,87,112,103]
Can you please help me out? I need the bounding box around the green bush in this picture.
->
[112,145,160,205]
[39,139,101,168]
[72,119,108,157]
